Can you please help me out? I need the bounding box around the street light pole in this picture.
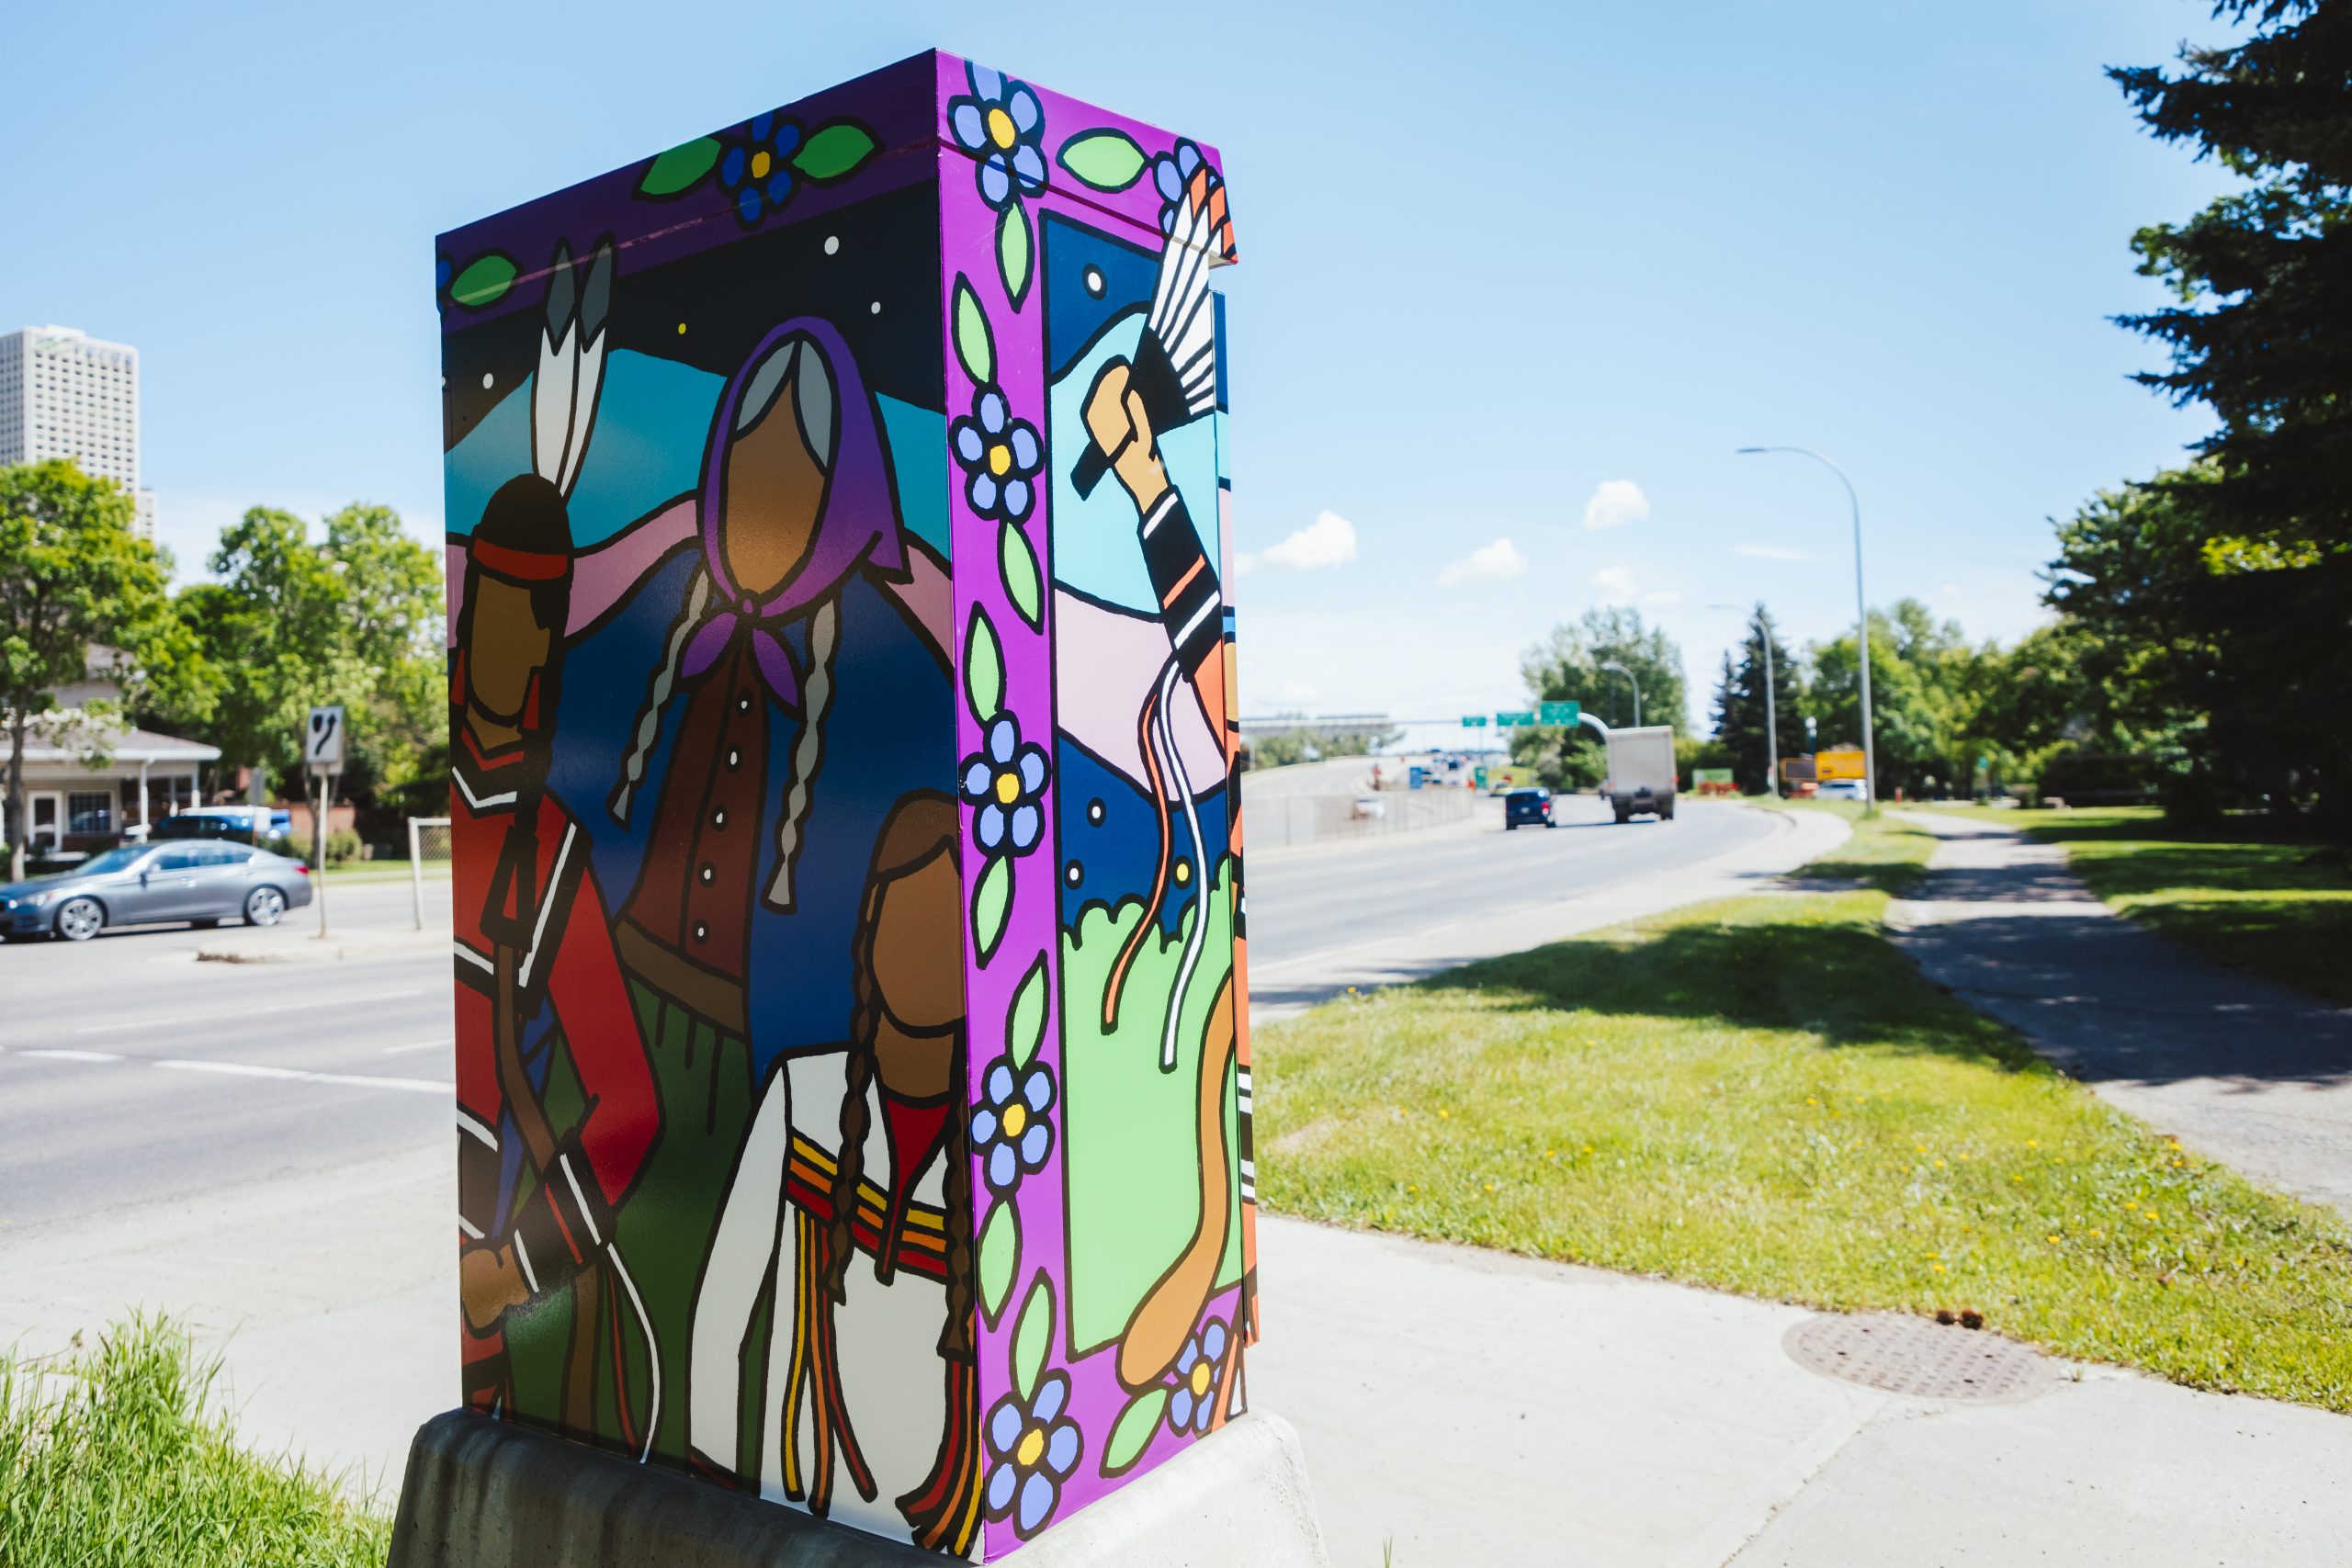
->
[1600,660,1640,728]
[1736,446,1874,809]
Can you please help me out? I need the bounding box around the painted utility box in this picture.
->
[435,51,1252,1558]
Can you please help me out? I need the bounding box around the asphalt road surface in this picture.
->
[1246,792,1773,1009]
[0,798,1774,1235]
[0,879,450,1232]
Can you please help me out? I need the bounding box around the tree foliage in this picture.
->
[1514,607,1687,791]
[1708,604,1803,794]
[0,461,194,878]
[2102,0,2352,826]
[146,504,446,832]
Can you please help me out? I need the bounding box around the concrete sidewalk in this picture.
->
[6,1152,2346,1563]
[1888,811,2352,1221]
[1258,1218,2351,1567]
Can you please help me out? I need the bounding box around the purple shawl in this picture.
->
[679,317,905,708]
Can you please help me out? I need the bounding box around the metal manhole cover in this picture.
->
[1783,1313,2054,1404]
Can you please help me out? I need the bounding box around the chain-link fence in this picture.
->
[407,816,453,931]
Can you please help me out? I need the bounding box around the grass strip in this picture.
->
[0,1316,390,1567]
[1943,806,2352,1006]
[1256,881,2352,1410]
[1769,799,1937,895]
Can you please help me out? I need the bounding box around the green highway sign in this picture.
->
[1462,715,1489,728]
[1538,700,1580,726]
[1495,711,1535,728]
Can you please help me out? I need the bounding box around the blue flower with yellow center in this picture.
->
[948,66,1046,210]
[951,386,1043,523]
[983,1372,1080,1536]
[1166,1319,1229,1435]
[960,714,1049,857]
[718,112,802,226]
[970,1055,1055,1194]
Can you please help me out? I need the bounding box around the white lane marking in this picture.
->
[153,1059,451,1096]
[72,987,428,1035]
[381,1037,456,1056]
[15,1047,127,1063]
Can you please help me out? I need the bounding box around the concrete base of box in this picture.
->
[386,1408,1329,1566]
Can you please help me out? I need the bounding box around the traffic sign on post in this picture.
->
[1537,700,1580,727]
[1461,715,1489,728]
[1495,710,1535,728]
[307,705,345,773]
[304,705,343,940]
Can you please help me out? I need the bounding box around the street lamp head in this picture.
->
[1736,446,1769,455]
[1599,660,1628,674]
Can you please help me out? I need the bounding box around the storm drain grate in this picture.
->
[1783,1313,2054,1404]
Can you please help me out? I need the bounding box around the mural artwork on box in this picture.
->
[437,52,1246,1558]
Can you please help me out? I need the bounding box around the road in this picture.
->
[1248,792,1774,1011]
[0,797,1830,1501]
[0,802,1786,1233]
[0,879,449,1230]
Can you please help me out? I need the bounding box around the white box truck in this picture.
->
[1602,727,1677,822]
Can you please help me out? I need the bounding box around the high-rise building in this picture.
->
[0,325,156,536]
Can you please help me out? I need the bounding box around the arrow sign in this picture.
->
[307,705,345,773]
[1495,711,1535,728]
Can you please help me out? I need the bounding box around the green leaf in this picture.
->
[1057,129,1148,192]
[638,137,722,197]
[996,202,1033,311]
[972,853,1011,964]
[978,1201,1017,1323]
[447,254,518,309]
[1000,521,1042,629]
[963,606,1003,721]
[1006,954,1048,1068]
[791,119,879,183]
[952,275,995,387]
[1011,1274,1054,1403]
[1102,1388,1170,1477]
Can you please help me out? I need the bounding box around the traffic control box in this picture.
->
[433,51,1255,1557]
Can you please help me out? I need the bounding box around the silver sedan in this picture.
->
[1,841,315,942]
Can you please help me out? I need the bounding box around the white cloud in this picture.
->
[1237,509,1357,574]
[1582,479,1650,530]
[1732,543,1814,562]
[1591,565,1637,604]
[1642,589,1680,606]
[1437,536,1528,588]
[1939,582,1961,597]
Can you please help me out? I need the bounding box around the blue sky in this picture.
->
[4,1,2236,733]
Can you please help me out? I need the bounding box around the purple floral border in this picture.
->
[933,52,1244,1561]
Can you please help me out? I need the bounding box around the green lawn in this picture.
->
[1256,846,2352,1410]
[1770,799,1938,895]
[1943,805,2352,1006]
[0,1317,389,1566]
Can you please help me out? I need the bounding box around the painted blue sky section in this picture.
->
[1047,314,1219,611]
[447,349,945,555]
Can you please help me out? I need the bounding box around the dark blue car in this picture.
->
[1503,788,1555,829]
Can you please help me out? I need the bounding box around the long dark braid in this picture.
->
[826,792,962,1299]
[826,873,888,1300]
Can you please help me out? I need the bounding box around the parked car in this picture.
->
[1503,787,1555,829]
[151,805,293,845]
[0,840,313,942]
[1815,779,1871,803]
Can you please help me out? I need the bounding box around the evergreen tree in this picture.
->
[2105,1,2352,826]
[1709,604,1801,794]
